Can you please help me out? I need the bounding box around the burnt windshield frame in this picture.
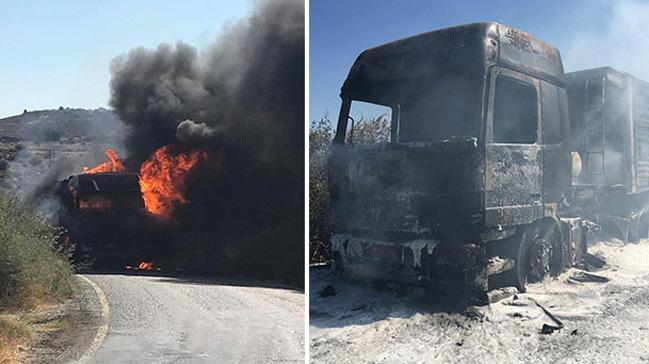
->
[395,75,482,143]
[334,98,398,145]
[335,80,482,145]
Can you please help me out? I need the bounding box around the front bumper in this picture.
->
[331,234,489,295]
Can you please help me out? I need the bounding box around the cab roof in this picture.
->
[566,66,649,88]
[342,22,565,97]
[72,173,141,193]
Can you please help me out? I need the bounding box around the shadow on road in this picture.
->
[84,268,304,292]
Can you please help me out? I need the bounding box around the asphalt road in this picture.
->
[77,273,304,363]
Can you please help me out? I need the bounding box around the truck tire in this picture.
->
[504,221,561,293]
[504,230,531,293]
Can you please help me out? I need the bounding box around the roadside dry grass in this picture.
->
[0,315,29,363]
[0,191,75,363]
[0,307,76,363]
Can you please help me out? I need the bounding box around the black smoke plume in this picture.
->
[109,0,304,286]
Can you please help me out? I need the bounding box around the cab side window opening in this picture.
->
[345,101,392,145]
[493,76,537,144]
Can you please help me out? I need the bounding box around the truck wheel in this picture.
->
[527,228,554,283]
[505,222,561,292]
[505,230,531,293]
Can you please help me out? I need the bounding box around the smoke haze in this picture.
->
[564,0,649,80]
[109,0,304,284]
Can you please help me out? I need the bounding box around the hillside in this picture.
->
[0,108,122,142]
[0,108,126,208]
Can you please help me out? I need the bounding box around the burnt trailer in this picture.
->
[567,67,649,241]
[57,173,152,266]
[328,22,589,300]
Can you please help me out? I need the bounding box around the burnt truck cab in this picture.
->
[329,22,586,298]
[568,67,649,240]
[57,173,150,266]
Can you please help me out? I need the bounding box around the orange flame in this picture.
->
[138,261,155,270]
[83,148,126,174]
[139,146,207,219]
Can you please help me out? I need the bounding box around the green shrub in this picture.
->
[309,116,334,263]
[0,193,74,309]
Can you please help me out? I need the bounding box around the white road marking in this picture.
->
[77,275,110,362]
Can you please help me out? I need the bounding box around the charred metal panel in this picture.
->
[567,67,633,191]
[567,65,649,234]
[497,25,565,86]
[340,22,496,101]
[541,81,572,204]
[331,234,488,294]
[542,139,570,204]
[631,78,649,191]
[485,145,543,227]
[329,138,484,243]
[484,66,546,227]
[340,22,564,102]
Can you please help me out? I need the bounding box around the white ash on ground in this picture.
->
[310,239,649,363]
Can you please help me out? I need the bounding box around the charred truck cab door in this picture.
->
[485,67,544,227]
[540,79,571,210]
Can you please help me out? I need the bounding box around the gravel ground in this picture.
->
[310,239,649,363]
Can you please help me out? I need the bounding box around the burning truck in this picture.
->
[327,22,649,302]
[56,146,205,269]
[57,172,150,266]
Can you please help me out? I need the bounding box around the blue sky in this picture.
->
[0,0,251,118]
[310,0,649,121]
[4,1,648,122]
